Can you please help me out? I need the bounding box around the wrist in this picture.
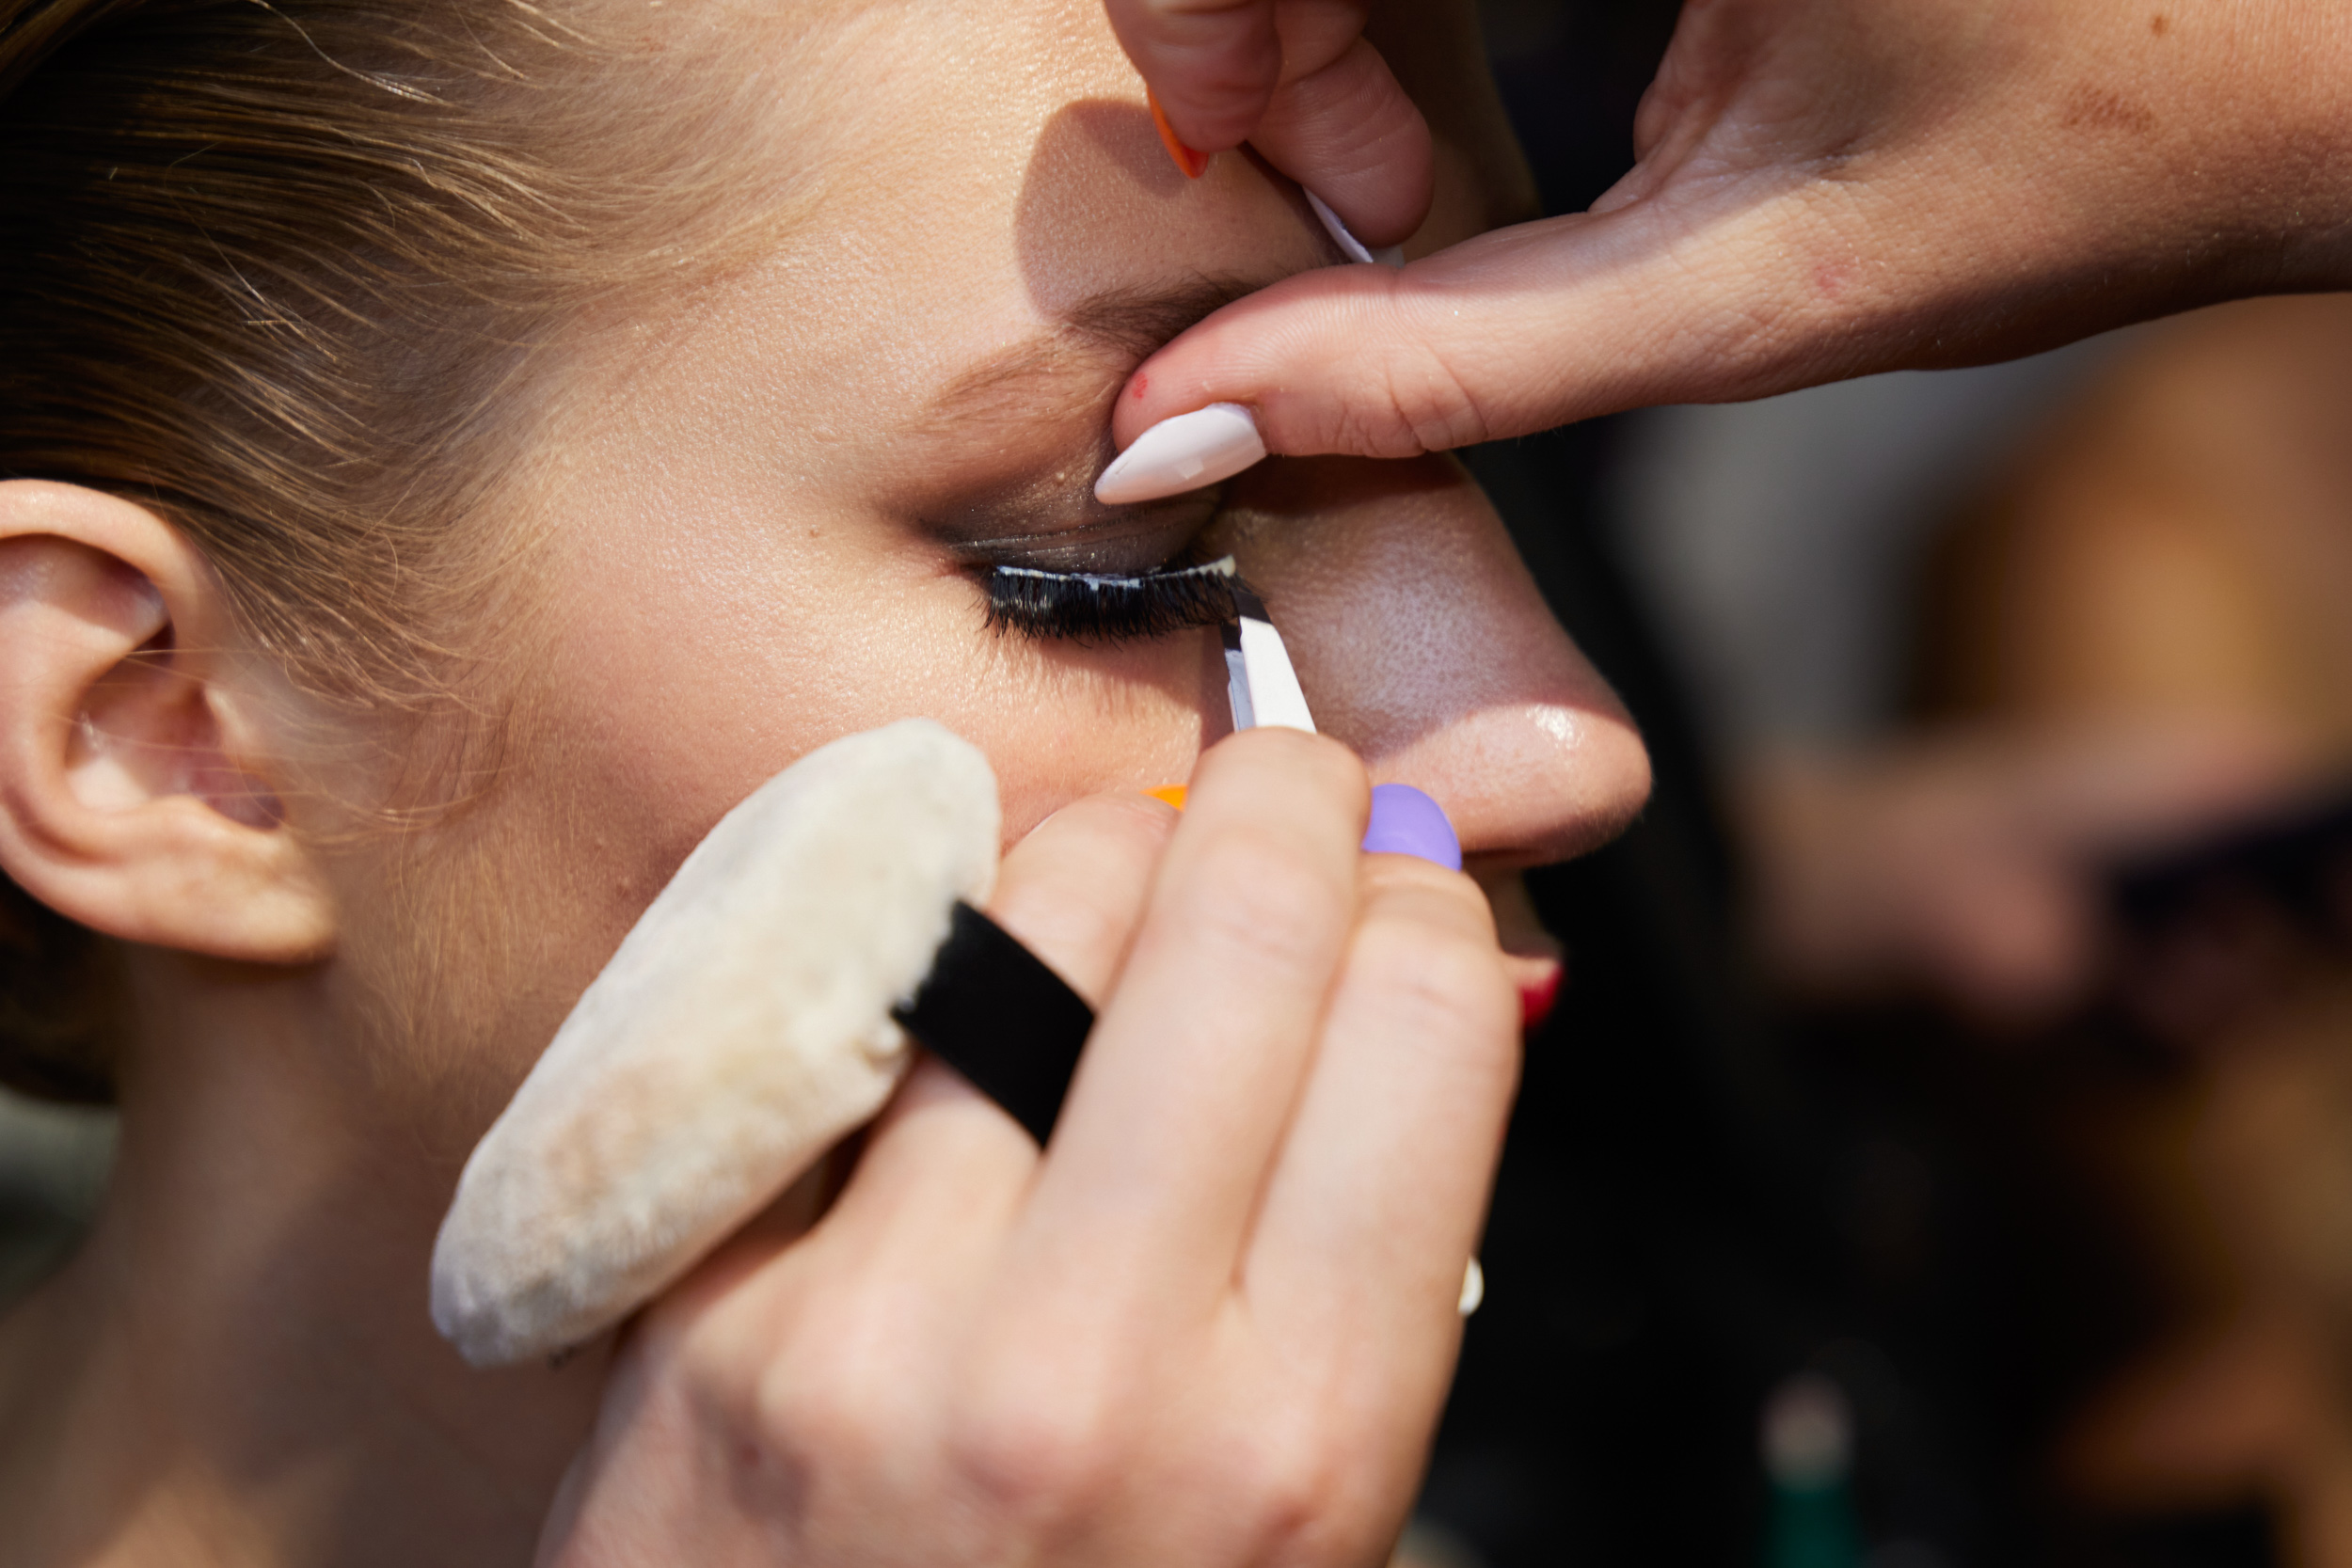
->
[2142,1,2352,297]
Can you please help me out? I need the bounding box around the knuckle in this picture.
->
[1351,918,1516,1040]
[993,796,1174,997]
[941,1377,1121,1525]
[750,1341,887,1470]
[1355,851,1487,919]
[1248,1443,1333,1546]
[1212,1416,1359,1558]
[1371,283,1495,455]
[738,1288,926,1476]
[1185,826,1347,970]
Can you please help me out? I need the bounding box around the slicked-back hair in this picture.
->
[0,0,747,1097]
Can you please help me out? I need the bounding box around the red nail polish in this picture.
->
[1147,87,1210,180]
[1519,967,1562,1032]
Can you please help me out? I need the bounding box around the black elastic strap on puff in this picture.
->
[891,901,1095,1145]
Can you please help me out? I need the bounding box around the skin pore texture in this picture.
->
[0,3,1646,1563]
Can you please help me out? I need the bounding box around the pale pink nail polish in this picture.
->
[1094,402,1266,505]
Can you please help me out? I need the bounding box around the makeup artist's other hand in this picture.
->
[536,730,1515,1568]
[1736,721,2304,1027]
[1104,0,1434,245]
[1114,0,2352,458]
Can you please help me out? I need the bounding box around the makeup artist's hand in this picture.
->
[1734,721,2306,1027]
[1111,0,2352,458]
[1104,0,1434,246]
[535,729,1515,1568]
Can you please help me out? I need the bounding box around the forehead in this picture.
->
[618,0,1327,433]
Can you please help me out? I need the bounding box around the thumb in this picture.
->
[1113,186,1864,458]
[1248,35,1430,247]
[1103,0,1284,154]
[1105,1,1429,245]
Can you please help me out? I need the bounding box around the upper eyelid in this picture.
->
[914,277,1264,436]
[929,488,1226,574]
[947,509,1200,555]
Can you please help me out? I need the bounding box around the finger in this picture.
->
[613,798,1188,1418]
[1104,0,1426,243]
[1103,0,1284,153]
[1016,727,1370,1314]
[1242,854,1516,1378]
[987,790,1180,1005]
[836,791,1181,1210]
[1249,35,1431,246]
[2014,717,2307,859]
[1104,144,2187,460]
[1106,195,1820,459]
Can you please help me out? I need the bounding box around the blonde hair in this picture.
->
[0,0,753,1096]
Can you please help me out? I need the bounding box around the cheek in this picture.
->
[945,634,1222,837]
[486,513,1216,992]
[349,522,1223,1109]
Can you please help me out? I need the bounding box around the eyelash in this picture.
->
[985,556,1240,644]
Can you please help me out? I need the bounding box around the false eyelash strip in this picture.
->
[985,554,1241,642]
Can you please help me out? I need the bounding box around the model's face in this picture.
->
[329,0,1646,1095]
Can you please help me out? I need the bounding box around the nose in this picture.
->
[1220,456,1652,869]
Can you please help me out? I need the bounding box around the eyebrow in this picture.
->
[914,276,1262,438]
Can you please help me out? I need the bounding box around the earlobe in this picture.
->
[0,480,336,964]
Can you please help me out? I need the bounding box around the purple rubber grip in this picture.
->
[1361,784,1461,871]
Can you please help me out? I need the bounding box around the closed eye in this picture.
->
[984,556,1239,644]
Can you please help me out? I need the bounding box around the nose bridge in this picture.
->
[1220,456,1652,866]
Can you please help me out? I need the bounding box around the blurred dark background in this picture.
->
[1429,4,2352,1566]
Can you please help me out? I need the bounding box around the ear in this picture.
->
[0,480,335,963]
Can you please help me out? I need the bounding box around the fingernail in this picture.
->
[1094,403,1266,505]
[1147,87,1211,180]
[1518,965,1562,1032]
[1145,784,1187,809]
[1306,188,1406,269]
[1361,783,1461,871]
